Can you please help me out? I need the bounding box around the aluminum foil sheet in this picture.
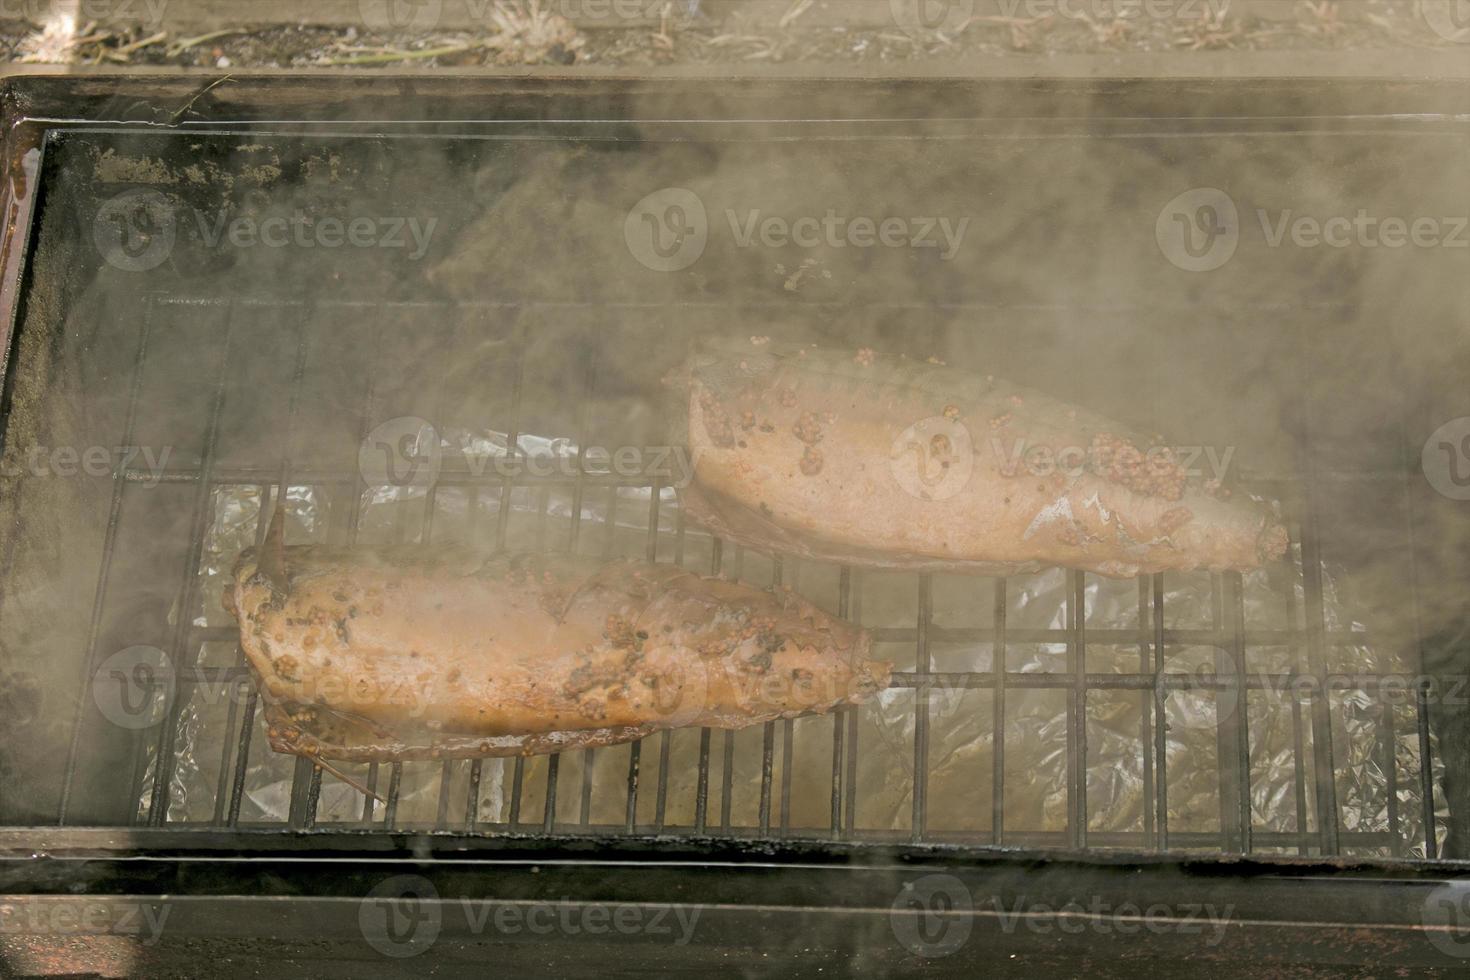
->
[143,429,1447,857]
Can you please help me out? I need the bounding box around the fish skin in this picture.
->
[679,340,1289,578]
[225,542,887,763]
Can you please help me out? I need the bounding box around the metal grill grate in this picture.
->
[45,292,1441,858]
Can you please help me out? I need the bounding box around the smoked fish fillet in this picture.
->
[677,340,1289,578]
[224,513,888,766]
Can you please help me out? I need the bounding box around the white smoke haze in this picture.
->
[0,74,1463,864]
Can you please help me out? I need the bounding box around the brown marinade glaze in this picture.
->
[675,340,1289,578]
[224,513,889,765]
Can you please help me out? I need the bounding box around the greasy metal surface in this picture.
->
[3,831,1470,973]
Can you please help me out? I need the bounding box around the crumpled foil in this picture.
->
[145,428,1446,857]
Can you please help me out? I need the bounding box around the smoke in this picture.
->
[0,77,1464,854]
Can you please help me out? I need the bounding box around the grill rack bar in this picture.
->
[831,567,853,838]
[912,574,931,842]
[178,615,1398,651]
[56,297,155,824]
[147,304,238,827]
[156,655,1452,698]
[1069,569,1087,850]
[993,579,1008,845]
[143,819,1409,852]
[1137,578,1155,847]
[43,295,1443,859]
[1418,680,1439,859]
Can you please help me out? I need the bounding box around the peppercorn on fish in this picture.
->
[223,511,888,767]
[675,340,1288,578]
